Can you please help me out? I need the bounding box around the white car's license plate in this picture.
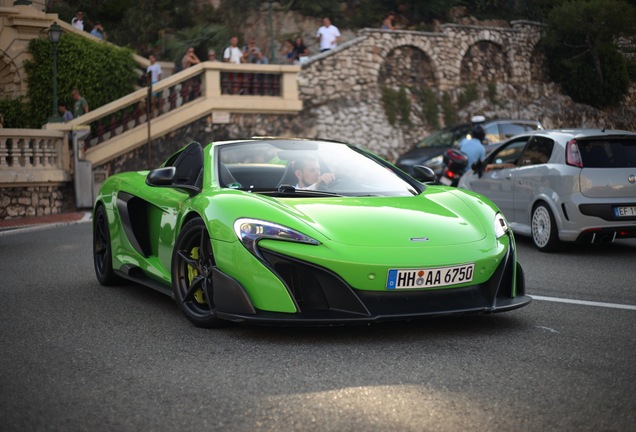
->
[386,264,475,290]
[439,176,452,185]
[614,206,636,217]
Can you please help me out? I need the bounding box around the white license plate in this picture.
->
[386,264,475,290]
[614,206,636,217]
[439,176,452,185]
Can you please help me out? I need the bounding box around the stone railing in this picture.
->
[44,61,302,167]
[0,128,70,185]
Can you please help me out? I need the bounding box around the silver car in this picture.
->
[458,129,636,251]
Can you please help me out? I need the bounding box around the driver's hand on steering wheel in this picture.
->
[317,172,336,186]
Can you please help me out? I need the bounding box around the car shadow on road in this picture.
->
[230,312,532,345]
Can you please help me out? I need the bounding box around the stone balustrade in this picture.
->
[0,128,70,184]
[0,128,71,218]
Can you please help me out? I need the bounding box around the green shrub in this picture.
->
[0,98,30,128]
[457,83,478,108]
[24,32,137,126]
[413,86,439,128]
[381,86,398,126]
[441,92,457,125]
[548,45,629,108]
[397,87,412,126]
[487,82,498,104]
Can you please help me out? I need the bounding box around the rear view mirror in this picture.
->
[413,165,437,183]
[146,167,176,186]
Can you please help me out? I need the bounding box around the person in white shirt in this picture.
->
[223,36,243,64]
[316,17,341,52]
[71,10,84,31]
[146,55,162,84]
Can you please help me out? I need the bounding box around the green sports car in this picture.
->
[93,138,530,327]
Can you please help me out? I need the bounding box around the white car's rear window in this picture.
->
[579,139,636,168]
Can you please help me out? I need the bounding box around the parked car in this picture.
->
[93,138,530,328]
[396,119,543,176]
[458,129,636,251]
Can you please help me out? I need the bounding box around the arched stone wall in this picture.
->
[378,45,436,89]
[460,41,509,84]
[297,21,548,160]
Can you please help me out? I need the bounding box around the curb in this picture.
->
[0,211,92,236]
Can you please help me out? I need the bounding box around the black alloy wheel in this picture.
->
[93,205,121,285]
[172,218,224,328]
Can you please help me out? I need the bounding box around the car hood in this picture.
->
[396,146,449,164]
[277,192,487,247]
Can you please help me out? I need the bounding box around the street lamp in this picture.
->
[48,21,63,123]
[268,0,275,63]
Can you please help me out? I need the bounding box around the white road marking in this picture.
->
[536,326,559,333]
[532,295,636,311]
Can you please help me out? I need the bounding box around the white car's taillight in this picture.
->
[566,139,583,168]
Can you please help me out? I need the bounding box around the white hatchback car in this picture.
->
[458,129,636,251]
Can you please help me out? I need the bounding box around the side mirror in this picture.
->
[146,166,176,186]
[413,165,437,183]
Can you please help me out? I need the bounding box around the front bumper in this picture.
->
[209,238,530,325]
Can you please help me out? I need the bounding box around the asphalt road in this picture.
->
[1,223,635,432]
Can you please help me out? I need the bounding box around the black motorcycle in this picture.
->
[438,148,468,187]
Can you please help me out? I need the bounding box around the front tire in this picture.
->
[93,205,121,285]
[531,203,560,252]
[172,218,224,328]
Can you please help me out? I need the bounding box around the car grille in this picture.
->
[259,250,370,316]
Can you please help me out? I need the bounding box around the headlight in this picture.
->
[425,155,443,166]
[494,213,509,238]
[234,218,320,257]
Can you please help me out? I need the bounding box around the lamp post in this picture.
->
[268,0,275,63]
[48,21,63,123]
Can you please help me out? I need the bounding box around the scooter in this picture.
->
[438,148,468,187]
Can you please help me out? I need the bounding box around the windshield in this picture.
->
[416,125,470,149]
[216,140,421,197]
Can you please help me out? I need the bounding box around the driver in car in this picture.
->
[293,155,336,190]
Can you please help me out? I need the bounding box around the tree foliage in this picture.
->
[48,0,196,56]
[542,0,636,107]
[24,33,136,127]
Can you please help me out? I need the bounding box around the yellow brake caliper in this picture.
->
[187,247,207,304]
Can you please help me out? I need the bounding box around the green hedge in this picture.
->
[0,98,30,128]
[24,32,137,127]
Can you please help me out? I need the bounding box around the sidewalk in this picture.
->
[0,211,91,234]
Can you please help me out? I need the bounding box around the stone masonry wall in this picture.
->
[0,183,75,219]
[294,21,634,161]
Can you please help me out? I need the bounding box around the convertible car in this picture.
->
[93,138,530,327]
